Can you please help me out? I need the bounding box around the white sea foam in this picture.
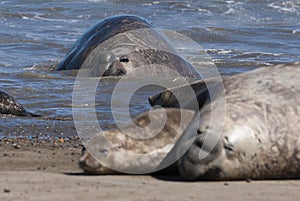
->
[223,8,236,15]
[292,29,300,34]
[268,2,299,13]
[0,62,12,67]
[207,49,235,54]
[225,1,235,4]
[222,1,245,16]
[34,14,79,23]
[87,0,107,2]
[197,8,210,13]
[0,1,11,5]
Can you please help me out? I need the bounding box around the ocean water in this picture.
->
[0,0,299,139]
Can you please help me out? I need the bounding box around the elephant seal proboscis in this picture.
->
[79,63,300,180]
[56,15,202,78]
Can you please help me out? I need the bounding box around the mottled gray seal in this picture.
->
[79,63,300,180]
[56,15,201,78]
[0,91,40,117]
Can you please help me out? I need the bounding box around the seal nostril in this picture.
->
[119,57,129,63]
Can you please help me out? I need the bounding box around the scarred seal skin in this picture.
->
[79,63,300,180]
[151,63,300,180]
[56,15,201,78]
[0,91,40,117]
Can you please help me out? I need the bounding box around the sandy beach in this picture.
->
[1,0,299,200]
[0,138,299,201]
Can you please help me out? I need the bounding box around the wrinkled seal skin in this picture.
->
[151,63,300,180]
[56,15,201,78]
[79,63,300,180]
[0,91,40,117]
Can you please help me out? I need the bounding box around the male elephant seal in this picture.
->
[56,15,201,78]
[0,91,40,117]
[79,63,300,180]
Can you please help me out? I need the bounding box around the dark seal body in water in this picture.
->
[79,63,300,180]
[56,15,201,78]
[0,91,40,117]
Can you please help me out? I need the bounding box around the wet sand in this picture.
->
[1,138,299,201]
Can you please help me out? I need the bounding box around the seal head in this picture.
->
[57,15,202,78]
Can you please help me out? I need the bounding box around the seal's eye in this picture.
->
[99,149,109,155]
[119,57,129,63]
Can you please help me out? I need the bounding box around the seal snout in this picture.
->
[103,63,127,76]
[79,146,118,175]
[103,55,130,76]
[79,147,102,174]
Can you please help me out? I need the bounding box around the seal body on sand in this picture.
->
[79,108,198,174]
[0,91,40,117]
[56,15,201,78]
[79,63,300,180]
[151,63,300,180]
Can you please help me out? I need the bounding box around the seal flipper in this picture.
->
[0,91,41,117]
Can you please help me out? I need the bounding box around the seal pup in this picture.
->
[79,63,300,180]
[79,108,198,174]
[56,15,201,78]
[0,91,40,117]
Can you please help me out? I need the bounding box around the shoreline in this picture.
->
[1,138,300,201]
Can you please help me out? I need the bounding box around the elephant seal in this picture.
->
[0,91,40,117]
[79,63,300,180]
[79,108,198,174]
[56,15,201,78]
[151,63,300,180]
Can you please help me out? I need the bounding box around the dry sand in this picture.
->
[1,138,299,201]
